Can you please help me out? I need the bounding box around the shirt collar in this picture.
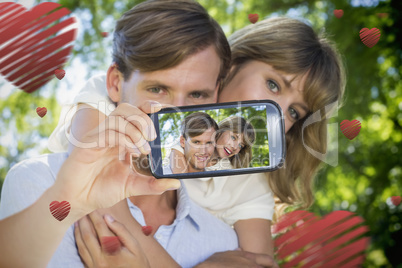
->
[126,180,201,230]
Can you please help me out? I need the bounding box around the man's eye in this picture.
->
[289,107,300,121]
[266,80,279,93]
[149,87,162,94]
[191,92,203,98]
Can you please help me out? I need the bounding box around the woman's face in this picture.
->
[218,61,310,134]
[215,130,244,159]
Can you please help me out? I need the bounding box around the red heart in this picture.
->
[0,2,77,93]
[142,225,153,236]
[391,196,401,206]
[54,69,65,80]
[100,236,121,254]
[359,28,381,48]
[248,13,259,24]
[340,119,361,140]
[273,210,370,268]
[333,9,344,19]
[36,107,47,118]
[101,32,109,38]
[49,201,71,221]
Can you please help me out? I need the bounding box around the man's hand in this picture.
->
[75,211,150,268]
[53,101,181,215]
[195,250,279,268]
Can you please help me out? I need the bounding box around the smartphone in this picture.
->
[148,100,286,179]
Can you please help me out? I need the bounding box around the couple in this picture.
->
[167,113,255,175]
[0,0,345,267]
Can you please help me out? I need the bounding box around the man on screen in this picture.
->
[164,112,219,174]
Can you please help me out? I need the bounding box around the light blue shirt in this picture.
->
[0,153,238,268]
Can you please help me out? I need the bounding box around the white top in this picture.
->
[0,153,238,268]
[48,74,275,226]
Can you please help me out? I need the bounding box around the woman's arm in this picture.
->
[234,219,274,257]
[169,148,188,174]
[75,201,180,268]
[67,103,107,154]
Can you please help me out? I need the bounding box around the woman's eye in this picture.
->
[231,135,236,140]
[267,80,279,93]
[289,107,300,121]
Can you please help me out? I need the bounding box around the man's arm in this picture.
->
[0,102,180,267]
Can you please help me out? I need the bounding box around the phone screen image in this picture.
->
[149,100,285,179]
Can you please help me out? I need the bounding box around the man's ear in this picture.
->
[106,64,123,103]
[180,136,186,148]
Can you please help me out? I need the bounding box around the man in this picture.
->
[165,112,218,175]
[0,0,275,267]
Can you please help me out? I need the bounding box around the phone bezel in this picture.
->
[148,100,286,179]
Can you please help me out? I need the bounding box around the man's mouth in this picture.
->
[224,147,233,156]
[195,155,209,162]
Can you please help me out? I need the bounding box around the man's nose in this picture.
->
[171,95,187,107]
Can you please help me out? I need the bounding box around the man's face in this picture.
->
[180,128,216,172]
[115,45,221,107]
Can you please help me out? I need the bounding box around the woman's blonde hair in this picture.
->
[216,116,256,168]
[224,17,346,211]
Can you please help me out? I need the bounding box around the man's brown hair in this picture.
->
[181,112,219,140]
[113,0,231,85]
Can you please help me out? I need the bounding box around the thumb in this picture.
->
[138,100,162,114]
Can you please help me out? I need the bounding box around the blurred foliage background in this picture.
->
[0,0,401,266]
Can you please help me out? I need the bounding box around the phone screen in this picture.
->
[149,100,285,179]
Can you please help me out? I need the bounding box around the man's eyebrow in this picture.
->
[139,80,216,93]
[138,80,171,89]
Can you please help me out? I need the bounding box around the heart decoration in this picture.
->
[390,196,401,206]
[359,28,381,48]
[101,32,109,38]
[0,2,77,93]
[100,236,121,254]
[49,200,71,221]
[142,225,153,236]
[273,210,370,268]
[333,9,344,18]
[248,13,259,24]
[54,69,65,80]
[340,119,361,140]
[36,107,47,118]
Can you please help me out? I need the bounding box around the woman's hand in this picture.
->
[53,101,181,215]
[75,211,150,268]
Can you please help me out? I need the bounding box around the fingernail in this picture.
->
[105,214,115,223]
